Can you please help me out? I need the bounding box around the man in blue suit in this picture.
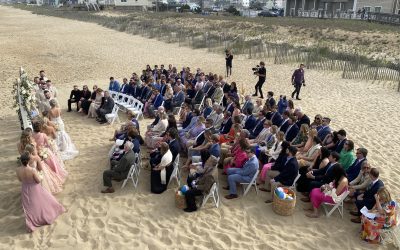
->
[129,80,141,98]
[148,89,164,118]
[346,147,368,182]
[108,77,120,92]
[250,111,266,139]
[278,111,290,133]
[241,95,254,114]
[168,85,185,112]
[244,108,257,131]
[350,168,384,223]
[119,78,131,94]
[264,146,299,203]
[284,115,299,142]
[224,148,259,199]
[316,117,332,141]
[270,106,283,127]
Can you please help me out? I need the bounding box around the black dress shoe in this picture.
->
[222,186,229,190]
[252,94,257,97]
[225,194,238,199]
[184,208,197,213]
[99,121,107,124]
[349,211,359,216]
[296,98,302,100]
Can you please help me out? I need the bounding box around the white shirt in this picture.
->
[160,150,173,168]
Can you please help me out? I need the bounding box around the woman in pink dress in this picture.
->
[305,164,348,218]
[32,121,67,183]
[223,138,248,174]
[24,144,63,194]
[16,152,65,233]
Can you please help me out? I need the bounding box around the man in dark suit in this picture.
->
[346,148,368,182]
[334,129,347,153]
[301,152,341,199]
[167,128,180,163]
[168,85,185,112]
[67,85,81,112]
[295,109,310,128]
[224,96,235,114]
[97,91,115,124]
[129,79,141,98]
[265,91,276,108]
[139,84,151,103]
[250,111,267,139]
[278,111,290,133]
[120,78,131,94]
[264,146,299,202]
[316,117,332,141]
[78,85,91,112]
[241,95,254,114]
[244,108,257,131]
[284,115,299,142]
[102,141,136,193]
[219,111,233,135]
[350,168,384,223]
[291,64,305,100]
[159,79,167,96]
[270,106,283,127]
[193,119,218,148]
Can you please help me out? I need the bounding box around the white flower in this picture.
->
[21,90,26,95]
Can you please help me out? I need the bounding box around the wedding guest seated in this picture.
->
[179,108,201,134]
[145,113,168,146]
[277,95,287,114]
[67,85,81,112]
[223,138,249,174]
[321,131,338,151]
[348,161,371,198]
[248,120,272,147]
[183,132,216,169]
[208,105,224,129]
[278,111,290,133]
[219,111,233,135]
[291,124,309,149]
[224,148,258,200]
[249,111,266,139]
[360,187,397,243]
[180,117,206,150]
[270,105,283,127]
[350,168,384,223]
[300,151,341,201]
[148,106,165,130]
[334,129,347,153]
[264,146,299,203]
[148,89,164,118]
[201,98,213,118]
[150,142,173,194]
[258,141,290,186]
[184,155,219,213]
[256,125,278,161]
[145,114,177,149]
[219,120,241,145]
[259,131,285,165]
[96,91,115,124]
[110,111,138,141]
[310,114,322,128]
[78,85,91,113]
[296,146,330,193]
[339,140,356,171]
[188,118,218,151]
[177,103,192,128]
[110,127,141,161]
[16,152,65,233]
[297,128,316,154]
[296,136,321,168]
[81,85,97,114]
[252,98,264,116]
[305,164,348,218]
[166,85,184,112]
[284,115,299,142]
[148,128,180,170]
[218,129,250,169]
[346,147,368,182]
[102,141,136,194]
[295,108,310,127]
[211,82,223,104]
[243,107,257,131]
[316,117,332,141]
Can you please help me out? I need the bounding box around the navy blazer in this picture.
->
[172,91,185,107]
[314,162,339,184]
[153,94,164,109]
[224,103,234,114]
[159,84,167,96]
[271,112,283,127]
[346,158,366,182]
[274,157,299,186]
[251,118,266,138]
[279,119,289,133]
[296,114,311,127]
[120,83,131,94]
[362,180,384,207]
[182,112,193,129]
[168,139,180,163]
[140,86,150,100]
[244,115,257,131]
[203,107,213,118]
[242,101,254,114]
[335,139,347,154]
[220,118,233,135]
[284,124,299,142]
[130,85,141,98]
[317,125,332,141]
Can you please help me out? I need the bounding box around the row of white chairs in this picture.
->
[109,91,144,120]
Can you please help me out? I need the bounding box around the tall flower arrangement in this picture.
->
[11,68,37,119]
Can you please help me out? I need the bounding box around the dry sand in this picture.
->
[0,6,399,250]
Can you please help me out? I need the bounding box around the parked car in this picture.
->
[258,10,279,17]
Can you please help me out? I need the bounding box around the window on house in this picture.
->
[374,6,382,13]
[364,6,371,12]
[121,0,127,2]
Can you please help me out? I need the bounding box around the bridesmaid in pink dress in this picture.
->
[305,165,348,218]
[32,121,67,183]
[16,152,65,233]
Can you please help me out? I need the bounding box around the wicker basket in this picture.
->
[272,188,296,216]
[175,190,186,209]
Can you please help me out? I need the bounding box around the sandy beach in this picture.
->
[0,6,399,249]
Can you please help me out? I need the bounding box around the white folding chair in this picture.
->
[105,105,120,125]
[195,96,206,110]
[134,152,142,176]
[175,102,184,116]
[201,182,220,208]
[240,169,260,196]
[168,154,180,187]
[129,101,144,120]
[120,96,135,112]
[289,173,301,190]
[110,91,118,100]
[322,190,350,218]
[121,164,138,189]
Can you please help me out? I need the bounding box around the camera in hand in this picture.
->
[252,65,260,74]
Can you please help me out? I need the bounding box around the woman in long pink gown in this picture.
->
[16,152,65,233]
[32,121,67,183]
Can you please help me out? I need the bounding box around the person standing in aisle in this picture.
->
[291,64,306,100]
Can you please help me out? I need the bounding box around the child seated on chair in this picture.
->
[184,156,219,213]
[304,164,348,218]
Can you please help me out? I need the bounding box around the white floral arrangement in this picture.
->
[11,67,37,119]
[39,148,49,160]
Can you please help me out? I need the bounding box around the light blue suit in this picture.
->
[227,155,259,195]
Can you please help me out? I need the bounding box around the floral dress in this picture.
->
[361,201,397,244]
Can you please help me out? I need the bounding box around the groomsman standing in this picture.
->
[291,64,306,100]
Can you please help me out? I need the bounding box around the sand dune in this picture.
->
[0,6,398,250]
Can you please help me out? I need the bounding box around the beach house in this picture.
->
[113,0,153,9]
[285,0,400,16]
